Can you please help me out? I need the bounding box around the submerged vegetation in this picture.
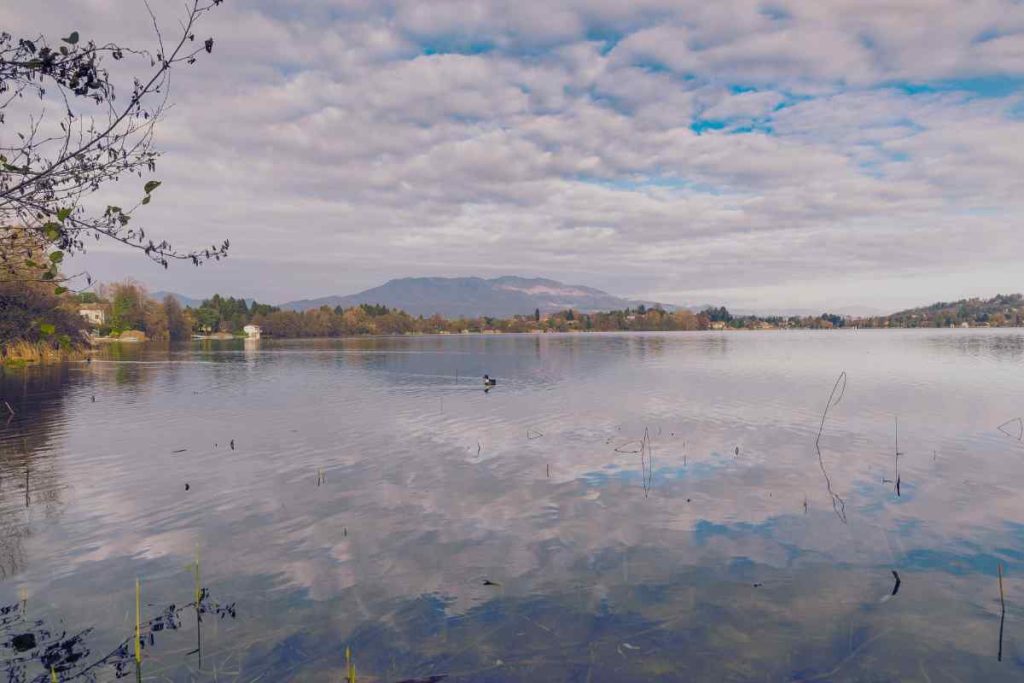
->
[0,583,236,681]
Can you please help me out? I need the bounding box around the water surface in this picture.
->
[2,330,1024,680]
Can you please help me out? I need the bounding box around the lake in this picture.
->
[2,330,1024,681]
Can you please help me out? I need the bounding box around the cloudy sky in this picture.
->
[4,1,1024,312]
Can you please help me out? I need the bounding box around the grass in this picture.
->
[0,340,87,366]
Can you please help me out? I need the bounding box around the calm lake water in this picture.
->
[2,330,1024,681]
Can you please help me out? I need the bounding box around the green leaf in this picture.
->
[39,323,56,335]
[57,207,72,222]
[62,31,79,45]
[49,251,64,264]
[43,222,61,240]
[58,335,72,350]
[54,286,69,295]
[143,180,162,194]
[141,195,151,205]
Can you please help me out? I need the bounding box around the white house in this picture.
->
[79,305,106,327]
[243,324,262,339]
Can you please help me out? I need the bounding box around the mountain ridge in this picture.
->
[279,276,671,317]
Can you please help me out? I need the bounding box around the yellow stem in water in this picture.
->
[134,578,141,664]
[194,543,201,605]
[999,562,1006,610]
[345,646,355,682]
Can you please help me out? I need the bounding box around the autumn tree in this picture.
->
[163,295,190,340]
[106,280,147,332]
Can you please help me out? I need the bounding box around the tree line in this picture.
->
[6,275,1024,363]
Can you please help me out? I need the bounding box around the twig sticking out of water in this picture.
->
[640,427,654,499]
[815,372,848,524]
[880,569,902,603]
[894,418,902,496]
[316,468,325,486]
[3,400,15,416]
[997,417,1024,441]
[998,563,1006,662]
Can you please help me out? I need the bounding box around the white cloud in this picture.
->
[2,0,1023,309]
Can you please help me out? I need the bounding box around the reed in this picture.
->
[134,578,141,664]
[345,645,356,682]
[815,372,848,524]
[998,563,1005,612]
[894,417,902,497]
[194,544,202,605]
[0,340,85,366]
[997,417,1024,441]
[51,666,57,682]
[641,426,653,498]
[998,562,1006,662]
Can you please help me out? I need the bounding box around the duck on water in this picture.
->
[483,375,497,391]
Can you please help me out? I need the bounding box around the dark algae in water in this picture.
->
[0,589,236,682]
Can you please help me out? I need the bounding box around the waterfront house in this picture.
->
[243,324,262,339]
[79,305,107,327]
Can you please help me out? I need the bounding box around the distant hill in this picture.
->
[151,291,203,308]
[279,276,671,318]
[883,293,1024,327]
